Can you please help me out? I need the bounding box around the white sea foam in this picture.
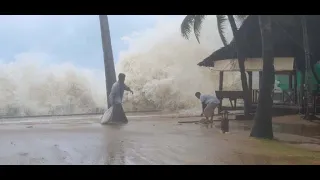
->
[116,15,248,113]
[0,15,262,117]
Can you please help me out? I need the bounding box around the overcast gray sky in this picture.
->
[0,15,172,70]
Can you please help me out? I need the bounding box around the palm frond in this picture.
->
[234,15,248,27]
[193,15,207,44]
[216,15,228,46]
[235,15,248,21]
[180,15,196,40]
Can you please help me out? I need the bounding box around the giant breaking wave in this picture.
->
[0,15,259,117]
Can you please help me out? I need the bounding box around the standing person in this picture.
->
[101,73,133,125]
[195,92,220,121]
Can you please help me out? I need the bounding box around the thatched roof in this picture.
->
[198,15,320,71]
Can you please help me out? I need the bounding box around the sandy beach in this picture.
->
[0,114,319,165]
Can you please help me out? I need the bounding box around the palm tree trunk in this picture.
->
[250,15,274,139]
[301,15,315,120]
[227,15,251,117]
[99,15,117,108]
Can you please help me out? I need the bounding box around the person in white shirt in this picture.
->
[101,73,133,125]
[195,92,220,121]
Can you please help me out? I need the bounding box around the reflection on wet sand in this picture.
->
[102,125,126,165]
[0,115,319,165]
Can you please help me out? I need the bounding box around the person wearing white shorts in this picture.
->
[195,92,220,121]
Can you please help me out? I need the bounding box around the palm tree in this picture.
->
[300,15,314,120]
[99,15,117,108]
[250,15,274,139]
[180,15,252,117]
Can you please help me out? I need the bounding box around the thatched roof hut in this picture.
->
[198,15,320,71]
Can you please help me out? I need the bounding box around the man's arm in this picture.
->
[124,84,133,94]
[201,103,207,116]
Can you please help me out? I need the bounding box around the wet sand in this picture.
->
[0,115,319,165]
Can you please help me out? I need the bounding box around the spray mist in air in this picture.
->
[0,15,250,117]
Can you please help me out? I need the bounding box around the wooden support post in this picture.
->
[257,71,263,103]
[259,71,263,89]
[248,71,253,102]
[219,71,224,91]
[248,71,253,91]
[289,73,293,89]
[218,71,224,113]
[287,72,293,103]
[293,71,298,104]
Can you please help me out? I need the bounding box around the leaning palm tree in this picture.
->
[250,15,274,139]
[99,15,117,108]
[180,15,252,117]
